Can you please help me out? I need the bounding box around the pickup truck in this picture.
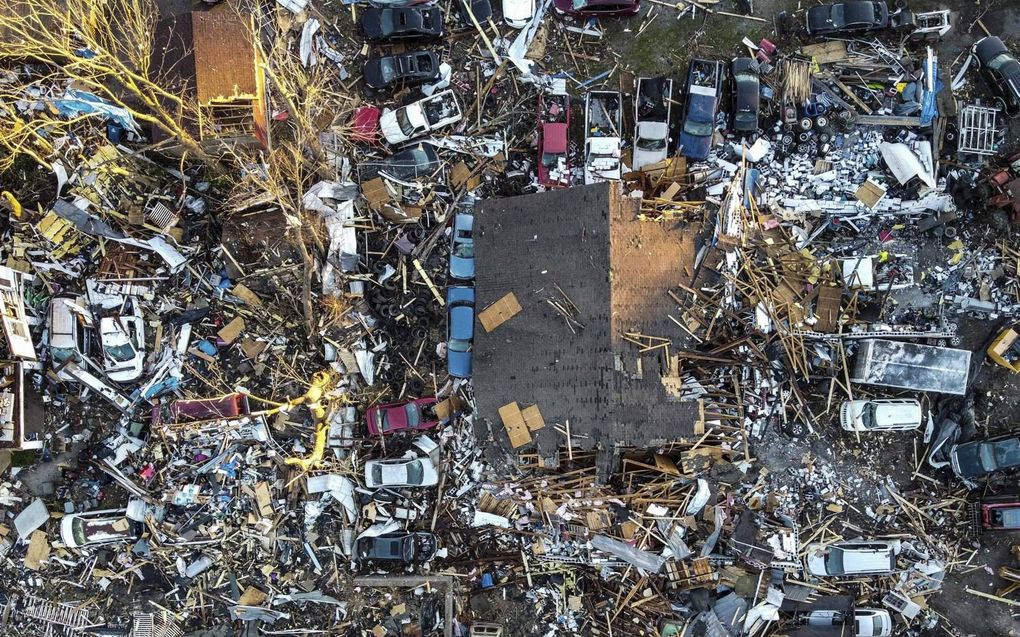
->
[679,59,723,161]
[583,90,623,183]
[380,90,462,145]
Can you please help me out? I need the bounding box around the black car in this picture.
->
[730,57,760,134]
[974,36,1020,117]
[805,1,889,35]
[354,532,438,565]
[357,143,442,181]
[454,0,492,26]
[360,7,444,40]
[950,433,1020,481]
[363,51,441,90]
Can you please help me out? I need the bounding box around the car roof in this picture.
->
[454,213,473,232]
[975,36,1008,62]
[543,123,569,153]
[449,305,474,339]
[833,545,893,572]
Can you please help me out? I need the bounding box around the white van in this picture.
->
[839,399,922,432]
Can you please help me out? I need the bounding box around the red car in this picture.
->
[537,93,571,188]
[976,495,1020,531]
[366,397,439,436]
[553,0,640,18]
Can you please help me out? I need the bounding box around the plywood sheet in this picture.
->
[478,292,522,332]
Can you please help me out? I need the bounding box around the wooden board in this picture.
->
[814,285,842,333]
[521,404,545,432]
[800,40,848,64]
[855,179,887,209]
[478,292,522,332]
[498,402,531,448]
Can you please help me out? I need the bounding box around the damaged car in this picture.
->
[364,457,439,488]
[805,540,898,577]
[363,50,441,90]
[973,36,1020,117]
[950,432,1020,481]
[805,1,889,36]
[366,397,440,436]
[354,531,438,565]
[98,300,146,384]
[360,6,444,40]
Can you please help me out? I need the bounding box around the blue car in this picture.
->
[679,59,723,162]
[447,286,475,378]
[449,213,475,280]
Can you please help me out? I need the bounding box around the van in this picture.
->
[839,399,923,432]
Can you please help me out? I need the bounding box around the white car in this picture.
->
[839,398,922,432]
[502,0,535,28]
[60,508,139,549]
[805,540,898,577]
[807,608,892,637]
[632,77,673,171]
[364,457,439,488]
[99,301,146,383]
[48,296,89,368]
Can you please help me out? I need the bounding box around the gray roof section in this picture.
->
[472,182,698,460]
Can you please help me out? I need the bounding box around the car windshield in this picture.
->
[396,109,416,136]
[993,439,1020,467]
[861,403,878,427]
[449,338,471,353]
[979,443,999,471]
[830,4,845,28]
[683,120,713,137]
[72,518,87,546]
[51,346,77,364]
[105,342,135,363]
[406,460,424,484]
[404,403,420,427]
[637,137,667,151]
[454,243,474,258]
[735,112,756,126]
[379,59,396,83]
[542,151,564,167]
[735,72,756,85]
[824,548,844,574]
[371,464,383,483]
[988,53,1013,71]
[379,411,392,432]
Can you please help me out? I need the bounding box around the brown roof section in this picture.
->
[191,4,257,103]
[153,3,256,105]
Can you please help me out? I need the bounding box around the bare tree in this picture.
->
[222,10,361,338]
[0,0,208,165]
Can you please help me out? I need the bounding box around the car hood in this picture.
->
[503,0,534,22]
[805,545,828,575]
[679,131,712,161]
[448,350,472,378]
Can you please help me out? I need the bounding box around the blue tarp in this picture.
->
[52,89,140,134]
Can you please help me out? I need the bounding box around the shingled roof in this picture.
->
[152,2,257,104]
[472,182,700,469]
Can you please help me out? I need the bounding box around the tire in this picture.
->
[799,117,813,131]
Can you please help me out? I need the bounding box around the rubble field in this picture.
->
[2,0,1020,636]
